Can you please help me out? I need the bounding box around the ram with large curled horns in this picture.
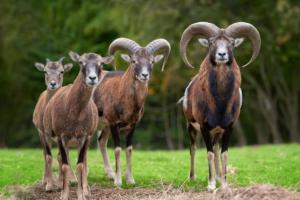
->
[179,22,260,190]
[93,38,170,186]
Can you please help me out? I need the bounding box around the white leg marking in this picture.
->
[191,122,201,131]
[207,152,216,191]
[220,151,229,190]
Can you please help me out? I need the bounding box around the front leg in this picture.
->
[220,125,233,190]
[97,127,115,179]
[77,137,91,200]
[38,131,47,185]
[43,134,53,193]
[110,124,122,186]
[213,134,221,182]
[58,138,69,200]
[200,123,215,191]
[187,122,197,179]
[124,124,136,185]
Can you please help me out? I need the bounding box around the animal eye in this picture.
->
[131,61,136,64]
[44,71,47,75]
[151,61,154,64]
[60,71,64,74]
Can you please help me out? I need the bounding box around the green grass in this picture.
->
[1,144,300,196]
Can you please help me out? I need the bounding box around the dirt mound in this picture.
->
[3,182,300,200]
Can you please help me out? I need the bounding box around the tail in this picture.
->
[177,96,184,105]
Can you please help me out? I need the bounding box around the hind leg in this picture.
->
[97,127,115,179]
[187,121,197,179]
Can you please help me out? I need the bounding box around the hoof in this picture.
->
[215,176,221,183]
[114,180,122,186]
[220,182,228,190]
[125,174,135,185]
[126,179,135,185]
[105,170,115,180]
[207,184,216,191]
[46,189,52,193]
[71,179,78,184]
[189,174,197,180]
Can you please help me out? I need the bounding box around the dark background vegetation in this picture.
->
[0,0,299,149]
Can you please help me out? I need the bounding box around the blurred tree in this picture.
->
[0,0,299,149]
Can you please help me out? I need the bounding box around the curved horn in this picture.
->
[180,22,220,69]
[108,38,141,71]
[146,39,171,71]
[58,57,65,63]
[225,22,261,68]
[46,58,51,63]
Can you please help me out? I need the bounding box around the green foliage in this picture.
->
[1,144,300,196]
[0,0,299,148]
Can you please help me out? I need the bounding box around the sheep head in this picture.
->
[68,51,115,87]
[34,57,73,90]
[108,38,171,82]
[180,22,261,68]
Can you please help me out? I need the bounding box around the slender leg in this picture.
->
[110,124,122,186]
[124,124,136,185]
[43,134,53,193]
[220,125,233,190]
[58,138,69,200]
[213,134,221,182]
[187,121,197,179]
[77,137,91,200]
[200,123,215,191]
[97,127,115,179]
[38,131,47,185]
[67,152,78,183]
[57,152,63,190]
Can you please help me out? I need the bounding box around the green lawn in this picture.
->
[0,144,300,196]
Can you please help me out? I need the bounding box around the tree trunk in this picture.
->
[176,92,184,149]
[162,98,174,150]
[234,119,247,146]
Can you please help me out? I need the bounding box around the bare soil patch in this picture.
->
[2,181,300,200]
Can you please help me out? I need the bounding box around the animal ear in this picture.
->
[234,38,244,47]
[63,63,73,72]
[154,54,164,63]
[35,62,45,71]
[102,55,115,64]
[120,53,131,63]
[198,38,209,47]
[68,51,80,62]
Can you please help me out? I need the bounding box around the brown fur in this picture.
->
[32,60,76,191]
[43,52,113,199]
[94,65,147,125]
[184,55,241,128]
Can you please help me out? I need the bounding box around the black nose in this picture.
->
[142,73,148,78]
[89,76,96,81]
[218,52,226,57]
[50,81,56,86]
